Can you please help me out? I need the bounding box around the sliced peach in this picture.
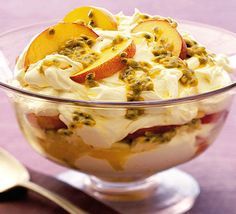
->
[24,23,98,68]
[63,6,117,30]
[71,39,136,83]
[132,19,187,59]
[26,113,67,130]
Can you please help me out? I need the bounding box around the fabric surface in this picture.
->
[0,0,235,213]
[0,169,118,214]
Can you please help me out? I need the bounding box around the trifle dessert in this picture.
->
[12,6,233,181]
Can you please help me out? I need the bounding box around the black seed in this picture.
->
[121,58,128,64]
[120,52,127,58]
[48,28,55,35]
[88,10,94,18]
[144,33,151,39]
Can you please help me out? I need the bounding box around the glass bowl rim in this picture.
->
[0,19,235,108]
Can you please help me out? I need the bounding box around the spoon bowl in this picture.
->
[0,147,85,214]
[0,148,29,192]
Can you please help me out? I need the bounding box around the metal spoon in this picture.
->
[0,147,85,214]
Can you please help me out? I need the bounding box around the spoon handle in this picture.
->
[20,181,86,214]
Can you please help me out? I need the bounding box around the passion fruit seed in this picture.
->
[166,17,178,28]
[58,37,99,68]
[143,33,151,40]
[120,52,128,58]
[112,35,125,45]
[129,77,153,93]
[88,20,96,27]
[185,40,211,65]
[188,46,206,57]
[85,72,99,88]
[119,58,154,105]
[159,56,186,68]
[86,39,94,46]
[121,58,128,64]
[189,119,201,129]
[184,38,197,47]
[140,14,150,19]
[180,68,198,87]
[88,9,94,18]
[119,67,135,81]
[48,28,55,35]
[72,111,96,126]
[58,129,73,136]
[152,47,169,56]
[70,124,76,129]
[127,59,139,68]
[125,108,144,120]
[81,35,89,40]
[198,56,208,64]
[151,52,199,87]
[74,19,86,25]
[160,38,168,45]
[153,27,159,34]
[139,61,152,68]
[143,129,177,144]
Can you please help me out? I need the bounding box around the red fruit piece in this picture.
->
[125,125,178,140]
[26,113,67,130]
[194,136,209,157]
[200,111,228,124]
[179,38,187,59]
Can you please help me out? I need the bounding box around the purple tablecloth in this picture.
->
[0,0,236,213]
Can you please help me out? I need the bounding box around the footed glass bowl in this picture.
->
[0,21,235,213]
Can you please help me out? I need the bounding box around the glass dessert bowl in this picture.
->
[0,6,236,213]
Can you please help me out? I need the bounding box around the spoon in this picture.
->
[0,148,85,214]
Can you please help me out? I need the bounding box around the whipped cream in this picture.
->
[75,123,215,174]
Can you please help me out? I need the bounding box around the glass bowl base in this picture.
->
[57,168,200,214]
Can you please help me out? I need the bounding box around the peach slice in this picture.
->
[71,39,136,83]
[132,19,187,59]
[63,6,117,30]
[26,113,67,130]
[24,23,98,68]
